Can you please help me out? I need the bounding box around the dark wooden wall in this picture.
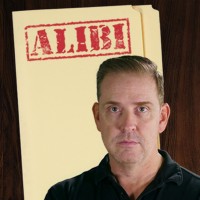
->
[1,0,200,199]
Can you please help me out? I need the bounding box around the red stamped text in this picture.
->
[25,18,131,61]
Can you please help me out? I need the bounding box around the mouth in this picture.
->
[118,140,139,147]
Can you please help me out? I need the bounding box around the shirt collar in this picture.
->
[94,154,114,184]
[156,149,183,185]
[94,150,183,186]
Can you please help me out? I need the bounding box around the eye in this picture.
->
[110,106,120,113]
[138,106,148,113]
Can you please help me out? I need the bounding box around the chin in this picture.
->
[112,151,143,165]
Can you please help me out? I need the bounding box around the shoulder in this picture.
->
[44,155,109,200]
[44,166,98,200]
[158,149,200,197]
[181,166,200,186]
[173,167,200,199]
[56,166,98,188]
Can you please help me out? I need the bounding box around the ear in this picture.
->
[159,103,170,134]
[92,102,101,132]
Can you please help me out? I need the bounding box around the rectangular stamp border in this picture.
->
[25,18,132,61]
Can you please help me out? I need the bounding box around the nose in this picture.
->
[119,110,137,133]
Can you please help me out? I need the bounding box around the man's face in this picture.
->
[93,72,170,166]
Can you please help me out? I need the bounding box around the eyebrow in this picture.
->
[102,101,120,106]
[101,101,153,107]
[135,101,153,106]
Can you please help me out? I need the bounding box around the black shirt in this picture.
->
[45,150,200,200]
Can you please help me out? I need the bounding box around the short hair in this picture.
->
[96,55,164,104]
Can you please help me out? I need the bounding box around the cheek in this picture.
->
[101,112,118,122]
[99,113,118,129]
[138,116,160,137]
[100,127,115,149]
[99,116,118,141]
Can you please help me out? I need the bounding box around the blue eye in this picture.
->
[138,106,148,113]
[110,106,120,112]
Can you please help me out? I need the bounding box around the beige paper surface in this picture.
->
[12,5,162,200]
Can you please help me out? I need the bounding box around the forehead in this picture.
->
[99,72,159,103]
[101,71,155,89]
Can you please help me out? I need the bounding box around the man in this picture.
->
[45,56,200,200]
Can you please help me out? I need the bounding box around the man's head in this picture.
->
[96,55,164,105]
[93,55,170,167]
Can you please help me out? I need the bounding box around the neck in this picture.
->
[109,151,163,200]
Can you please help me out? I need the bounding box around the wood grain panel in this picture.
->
[1,0,200,199]
[159,0,200,174]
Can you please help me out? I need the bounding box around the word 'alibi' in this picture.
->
[25,19,131,61]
